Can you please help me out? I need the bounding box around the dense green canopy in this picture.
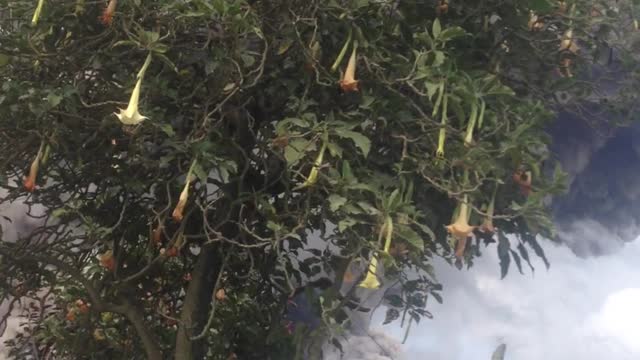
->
[0,0,638,359]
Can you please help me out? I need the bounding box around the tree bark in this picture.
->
[116,299,163,360]
[174,244,221,360]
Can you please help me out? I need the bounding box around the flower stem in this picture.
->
[330,28,353,72]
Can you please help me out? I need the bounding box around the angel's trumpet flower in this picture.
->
[100,0,118,26]
[359,215,393,289]
[115,53,152,126]
[23,143,45,192]
[172,160,197,222]
[560,29,579,54]
[359,256,381,289]
[558,1,567,14]
[98,250,115,271]
[294,140,327,190]
[446,195,475,258]
[32,0,45,26]
[513,170,532,196]
[436,0,449,16]
[528,11,543,31]
[464,102,480,146]
[339,41,359,92]
[75,0,86,15]
[382,215,393,253]
[559,57,573,78]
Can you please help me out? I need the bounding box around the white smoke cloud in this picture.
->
[369,232,640,360]
[323,329,407,360]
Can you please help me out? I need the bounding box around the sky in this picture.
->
[346,233,640,360]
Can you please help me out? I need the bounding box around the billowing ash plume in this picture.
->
[549,112,640,256]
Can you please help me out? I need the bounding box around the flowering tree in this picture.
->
[0,0,638,359]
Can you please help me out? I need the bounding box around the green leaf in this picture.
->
[47,93,62,108]
[51,208,69,218]
[510,249,524,275]
[326,142,344,158]
[357,201,379,215]
[267,221,281,232]
[528,0,553,12]
[284,138,313,166]
[497,231,511,279]
[395,224,424,250]
[0,54,9,67]
[241,54,255,67]
[411,221,435,243]
[156,53,178,72]
[328,194,347,212]
[192,162,208,183]
[386,189,401,210]
[432,51,445,67]
[277,39,294,55]
[276,117,310,134]
[438,27,467,42]
[159,123,175,137]
[338,218,357,232]
[517,242,535,272]
[333,128,371,157]
[432,18,442,38]
[425,81,440,101]
[341,161,355,182]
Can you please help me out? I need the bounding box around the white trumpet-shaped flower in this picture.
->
[115,53,152,125]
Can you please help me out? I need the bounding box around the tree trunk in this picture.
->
[174,244,221,360]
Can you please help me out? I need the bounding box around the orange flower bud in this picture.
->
[66,309,76,322]
[152,224,164,246]
[215,288,226,301]
[172,184,189,222]
[98,250,116,271]
[23,150,42,192]
[339,42,359,92]
[75,299,90,314]
[173,161,197,222]
[165,247,179,257]
[100,0,118,26]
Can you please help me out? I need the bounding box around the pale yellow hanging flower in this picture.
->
[115,53,152,126]
[528,11,544,31]
[359,215,394,289]
[32,0,45,26]
[294,140,327,190]
[339,41,359,92]
[359,256,381,289]
[560,29,579,53]
[382,215,393,253]
[446,195,475,258]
